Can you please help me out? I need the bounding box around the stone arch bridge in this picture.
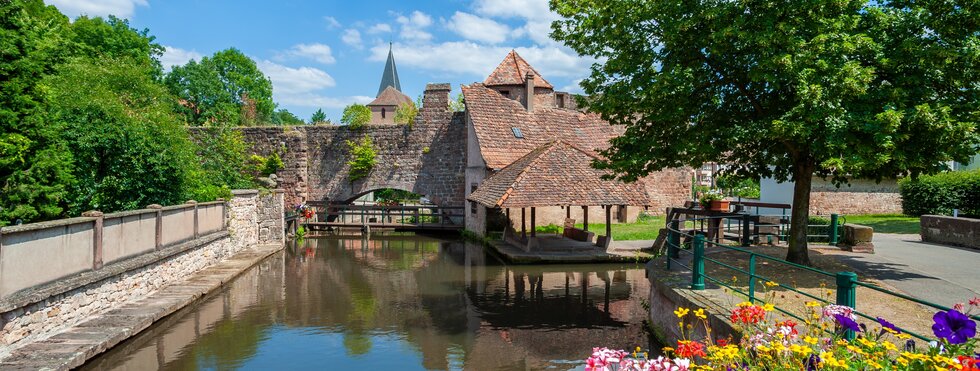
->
[190,85,467,210]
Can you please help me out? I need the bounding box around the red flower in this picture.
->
[958,356,980,371]
[716,339,728,347]
[675,340,706,358]
[778,320,799,335]
[730,304,766,324]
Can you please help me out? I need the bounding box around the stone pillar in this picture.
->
[187,200,199,239]
[147,204,163,250]
[82,210,104,270]
[525,72,535,112]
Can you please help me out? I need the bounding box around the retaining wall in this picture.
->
[0,190,284,351]
[920,215,980,250]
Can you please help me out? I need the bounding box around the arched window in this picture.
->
[381,107,386,118]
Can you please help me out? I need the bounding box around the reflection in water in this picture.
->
[82,234,653,370]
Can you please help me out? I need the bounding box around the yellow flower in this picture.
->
[868,360,883,369]
[662,347,675,353]
[826,289,834,296]
[805,301,821,307]
[674,307,690,318]
[763,303,775,312]
[897,333,912,340]
[636,346,642,352]
[736,301,753,307]
[896,357,909,366]
[694,308,707,319]
[882,341,897,351]
[765,281,779,287]
[804,336,818,345]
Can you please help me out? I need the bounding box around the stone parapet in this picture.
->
[921,215,980,250]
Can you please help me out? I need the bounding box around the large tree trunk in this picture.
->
[786,163,814,266]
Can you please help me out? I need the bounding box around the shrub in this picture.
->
[394,102,418,128]
[899,170,980,217]
[341,103,371,129]
[346,135,376,181]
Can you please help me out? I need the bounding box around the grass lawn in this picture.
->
[535,215,665,241]
[843,214,920,234]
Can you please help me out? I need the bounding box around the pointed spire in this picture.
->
[377,43,401,97]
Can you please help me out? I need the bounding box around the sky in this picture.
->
[45,0,598,122]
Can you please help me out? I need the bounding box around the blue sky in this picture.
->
[46,0,597,122]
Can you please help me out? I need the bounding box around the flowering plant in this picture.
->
[699,190,725,208]
[585,289,979,370]
[294,203,314,219]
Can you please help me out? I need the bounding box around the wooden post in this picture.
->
[521,208,526,238]
[582,206,589,232]
[605,205,612,237]
[148,204,163,250]
[566,206,571,219]
[530,207,536,237]
[83,210,104,270]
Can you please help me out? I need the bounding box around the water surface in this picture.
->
[82,234,652,370]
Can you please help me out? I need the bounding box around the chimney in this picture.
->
[525,72,534,112]
[423,83,451,113]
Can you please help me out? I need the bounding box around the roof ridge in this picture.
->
[492,141,560,207]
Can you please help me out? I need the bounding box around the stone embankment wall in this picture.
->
[0,190,283,351]
[921,215,980,250]
[190,85,467,210]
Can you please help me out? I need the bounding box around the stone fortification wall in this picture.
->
[921,215,980,250]
[0,190,283,352]
[219,85,467,209]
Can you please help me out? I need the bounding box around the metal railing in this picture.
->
[305,202,465,229]
[664,218,980,342]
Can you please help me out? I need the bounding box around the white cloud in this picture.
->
[289,95,374,109]
[286,43,336,64]
[342,29,363,49]
[256,60,367,109]
[446,12,510,44]
[323,16,341,29]
[369,41,596,79]
[396,11,433,42]
[367,23,392,34]
[47,0,148,18]
[160,45,202,71]
[473,0,553,20]
[560,79,585,94]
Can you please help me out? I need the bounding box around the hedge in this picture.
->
[898,170,980,217]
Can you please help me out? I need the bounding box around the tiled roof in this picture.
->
[368,86,413,107]
[467,140,651,208]
[484,50,554,89]
[461,83,624,170]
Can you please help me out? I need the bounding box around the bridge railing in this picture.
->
[306,202,464,228]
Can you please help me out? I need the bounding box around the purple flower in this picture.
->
[878,317,901,334]
[932,309,977,345]
[834,314,862,333]
[804,354,820,371]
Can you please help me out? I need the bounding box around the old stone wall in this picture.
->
[809,179,902,215]
[643,168,694,215]
[227,85,467,209]
[0,190,282,353]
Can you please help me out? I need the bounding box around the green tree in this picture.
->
[310,108,327,124]
[271,108,304,125]
[393,102,418,127]
[0,0,75,225]
[449,93,465,112]
[164,48,274,126]
[341,104,371,129]
[45,57,198,214]
[69,15,164,78]
[551,0,980,265]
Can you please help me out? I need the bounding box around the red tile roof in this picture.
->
[368,86,413,107]
[461,83,624,170]
[484,50,554,89]
[467,140,651,208]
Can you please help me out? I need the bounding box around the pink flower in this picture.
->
[970,297,980,307]
[822,304,855,321]
[954,303,965,312]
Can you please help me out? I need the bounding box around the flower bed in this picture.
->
[585,293,979,370]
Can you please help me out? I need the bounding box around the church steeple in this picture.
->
[377,43,401,97]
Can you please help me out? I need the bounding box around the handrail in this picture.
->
[662,214,974,342]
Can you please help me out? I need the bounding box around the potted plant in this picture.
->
[700,190,729,212]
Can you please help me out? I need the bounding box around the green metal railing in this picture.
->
[665,218,980,342]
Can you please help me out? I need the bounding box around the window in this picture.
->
[557,94,565,108]
[471,201,478,214]
[499,90,510,98]
[511,127,524,138]
[381,107,386,118]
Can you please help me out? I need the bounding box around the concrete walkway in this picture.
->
[0,244,283,370]
[823,233,980,308]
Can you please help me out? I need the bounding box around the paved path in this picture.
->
[825,233,980,307]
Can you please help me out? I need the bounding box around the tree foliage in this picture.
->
[69,15,164,77]
[271,108,304,126]
[346,135,376,182]
[309,108,327,124]
[341,104,371,129]
[551,0,980,264]
[164,48,274,126]
[394,102,418,128]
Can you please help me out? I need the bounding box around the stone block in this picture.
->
[838,223,874,253]
[920,215,980,250]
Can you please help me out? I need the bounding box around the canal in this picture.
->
[81,234,652,370]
